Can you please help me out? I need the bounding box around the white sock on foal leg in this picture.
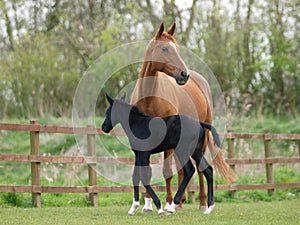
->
[203,204,215,215]
[128,199,140,215]
[142,198,153,213]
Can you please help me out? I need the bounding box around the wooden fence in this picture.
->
[0,120,300,207]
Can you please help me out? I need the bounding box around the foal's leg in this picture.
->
[128,166,140,215]
[173,153,186,208]
[140,164,164,215]
[200,158,214,214]
[166,159,195,214]
[193,151,214,214]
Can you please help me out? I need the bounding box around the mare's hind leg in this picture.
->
[198,130,210,210]
[197,170,207,210]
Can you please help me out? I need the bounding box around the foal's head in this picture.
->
[145,22,189,85]
[101,93,126,133]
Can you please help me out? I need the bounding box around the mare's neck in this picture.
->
[136,61,162,101]
[139,61,156,78]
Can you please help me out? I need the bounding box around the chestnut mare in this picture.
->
[131,23,236,211]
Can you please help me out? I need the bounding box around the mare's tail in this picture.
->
[200,122,221,148]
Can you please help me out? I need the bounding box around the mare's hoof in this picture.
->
[203,205,215,215]
[142,207,153,213]
[165,201,177,215]
[164,202,172,211]
[142,197,153,213]
[199,205,208,211]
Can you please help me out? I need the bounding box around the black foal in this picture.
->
[101,94,221,216]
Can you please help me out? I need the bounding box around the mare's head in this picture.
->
[101,93,126,133]
[145,22,189,85]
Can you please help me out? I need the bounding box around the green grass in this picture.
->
[0,200,299,225]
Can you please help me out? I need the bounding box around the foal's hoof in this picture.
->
[203,205,215,215]
[158,208,165,218]
[128,201,140,216]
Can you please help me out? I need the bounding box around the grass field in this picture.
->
[0,200,299,225]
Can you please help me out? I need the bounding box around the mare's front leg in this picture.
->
[163,149,174,209]
[128,165,140,215]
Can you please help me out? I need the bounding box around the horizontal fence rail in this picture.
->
[1,121,300,207]
[1,154,299,165]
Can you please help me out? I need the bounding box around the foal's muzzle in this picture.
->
[101,122,111,133]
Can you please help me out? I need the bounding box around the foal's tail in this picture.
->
[200,122,221,148]
[200,121,237,184]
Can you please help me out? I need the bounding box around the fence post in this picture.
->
[87,125,98,207]
[298,140,300,170]
[30,120,41,207]
[227,130,236,198]
[264,130,274,195]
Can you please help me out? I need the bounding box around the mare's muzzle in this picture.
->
[175,71,190,85]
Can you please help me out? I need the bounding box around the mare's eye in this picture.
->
[162,47,169,52]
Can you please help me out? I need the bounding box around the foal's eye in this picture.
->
[162,47,169,52]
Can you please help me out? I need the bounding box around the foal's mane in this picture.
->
[115,100,147,117]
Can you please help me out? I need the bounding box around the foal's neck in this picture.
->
[117,103,149,132]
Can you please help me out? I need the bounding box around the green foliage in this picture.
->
[0,193,31,207]
[0,0,299,118]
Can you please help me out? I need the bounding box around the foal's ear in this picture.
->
[155,22,164,38]
[167,23,176,36]
[105,93,114,105]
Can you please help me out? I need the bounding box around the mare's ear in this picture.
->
[120,92,126,101]
[167,23,176,36]
[155,22,164,38]
[105,93,114,105]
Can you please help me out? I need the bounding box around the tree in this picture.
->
[0,0,298,118]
